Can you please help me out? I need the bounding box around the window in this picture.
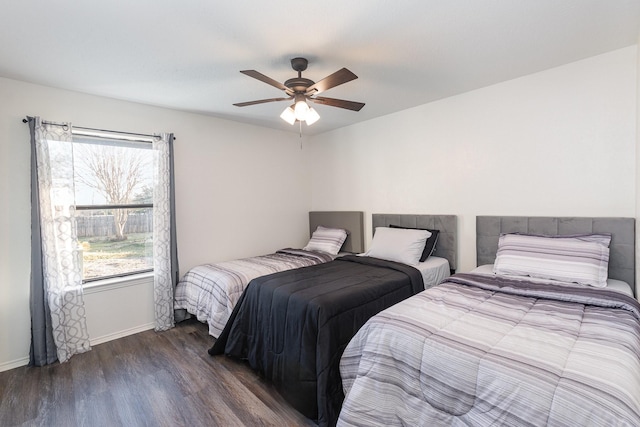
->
[72,134,154,282]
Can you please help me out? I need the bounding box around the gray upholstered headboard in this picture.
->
[372,214,457,271]
[309,211,365,253]
[476,216,635,288]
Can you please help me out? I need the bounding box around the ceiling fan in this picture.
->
[233,57,365,126]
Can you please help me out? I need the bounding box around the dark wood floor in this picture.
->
[0,319,317,427]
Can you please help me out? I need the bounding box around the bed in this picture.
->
[174,211,365,338]
[210,214,458,427]
[338,216,640,426]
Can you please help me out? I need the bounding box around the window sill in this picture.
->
[83,271,154,294]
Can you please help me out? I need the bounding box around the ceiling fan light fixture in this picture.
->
[280,105,296,125]
[305,107,320,126]
[294,94,310,121]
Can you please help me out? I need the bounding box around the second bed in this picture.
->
[211,213,458,427]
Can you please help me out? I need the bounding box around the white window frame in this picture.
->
[71,129,156,284]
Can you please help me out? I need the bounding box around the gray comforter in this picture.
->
[339,273,640,426]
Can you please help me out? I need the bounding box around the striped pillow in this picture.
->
[493,233,611,287]
[304,226,348,255]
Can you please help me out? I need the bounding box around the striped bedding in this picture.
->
[339,273,640,426]
[493,233,611,287]
[174,249,333,338]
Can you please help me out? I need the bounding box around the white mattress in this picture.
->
[471,264,634,298]
[416,256,450,288]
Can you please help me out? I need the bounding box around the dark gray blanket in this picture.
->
[210,255,424,427]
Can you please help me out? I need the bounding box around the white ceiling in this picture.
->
[1,1,639,135]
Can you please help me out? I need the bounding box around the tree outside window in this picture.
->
[73,138,153,281]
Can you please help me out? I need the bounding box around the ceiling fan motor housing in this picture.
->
[286,57,315,93]
[285,77,315,93]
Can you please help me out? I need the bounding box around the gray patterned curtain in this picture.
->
[152,133,179,330]
[29,117,91,365]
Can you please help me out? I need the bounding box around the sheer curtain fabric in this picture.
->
[30,117,91,364]
[152,133,178,331]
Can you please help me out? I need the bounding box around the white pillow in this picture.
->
[493,233,610,287]
[303,226,348,255]
[364,227,431,266]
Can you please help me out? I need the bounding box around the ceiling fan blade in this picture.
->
[233,97,292,107]
[310,96,365,111]
[240,70,288,91]
[305,68,358,95]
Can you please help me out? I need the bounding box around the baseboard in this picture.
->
[0,356,30,372]
[0,323,156,373]
[89,322,155,346]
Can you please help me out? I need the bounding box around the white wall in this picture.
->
[636,33,640,293]
[0,77,309,370]
[83,276,156,345]
[308,47,637,276]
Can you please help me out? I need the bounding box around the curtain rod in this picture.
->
[22,117,174,141]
